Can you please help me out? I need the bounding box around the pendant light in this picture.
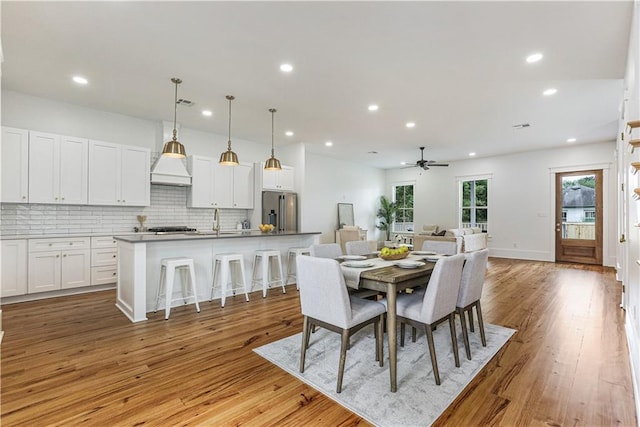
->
[264,108,282,170]
[219,95,239,165]
[161,77,186,158]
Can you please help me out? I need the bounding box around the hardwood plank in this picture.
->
[1,258,636,426]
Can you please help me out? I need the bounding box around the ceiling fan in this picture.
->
[404,146,449,170]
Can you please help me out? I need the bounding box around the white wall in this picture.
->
[386,142,617,264]
[302,151,386,243]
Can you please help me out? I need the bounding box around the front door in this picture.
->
[555,170,603,264]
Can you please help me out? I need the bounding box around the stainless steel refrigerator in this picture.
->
[262,191,298,232]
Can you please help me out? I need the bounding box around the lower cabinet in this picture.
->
[28,237,91,293]
[1,240,27,297]
[91,236,117,285]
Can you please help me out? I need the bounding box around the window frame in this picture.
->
[392,181,415,233]
[457,174,491,232]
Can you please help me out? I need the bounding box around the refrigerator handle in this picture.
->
[279,194,285,232]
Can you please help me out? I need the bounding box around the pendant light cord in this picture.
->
[172,81,178,142]
[271,109,275,157]
[227,96,233,150]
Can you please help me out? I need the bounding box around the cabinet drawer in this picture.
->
[91,236,117,248]
[91,266,117,286]
[91,248,117,267]
[29,237,90,252]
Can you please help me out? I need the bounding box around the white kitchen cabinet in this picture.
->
[188,156,254,209]
[28,131,88,204]
[1,127,29,203]
[28,237,91,293]
[1,240,28,297]
[91,236,117,286]
[262,164,294,191]
[88,140,150,206]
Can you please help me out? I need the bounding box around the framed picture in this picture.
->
[337,203,354,228]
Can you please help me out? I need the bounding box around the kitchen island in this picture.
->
[114,231,320,322]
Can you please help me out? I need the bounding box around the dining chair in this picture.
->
[345,240,374,256]
[310,243,343,259]
[421,239,457,256]
[381,253,465,385]
[338,228,361,254]
[457,248,489,360]
[296,255,386,393]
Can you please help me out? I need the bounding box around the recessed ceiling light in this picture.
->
[72,76,88,85]
[400,161,407,165]
[469,152,476,157]
[405,122,416,128]
[285,131,294,137]
[543,88,557,96]
[201,110,213,117]
[280,63,293,72]
[325,141,333,147]
[526,53,543,63]
[567,138,576,143]
[368,104,379,111]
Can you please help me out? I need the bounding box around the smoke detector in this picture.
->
[176,98,195,107]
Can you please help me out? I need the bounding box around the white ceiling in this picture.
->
[1,1,633,169]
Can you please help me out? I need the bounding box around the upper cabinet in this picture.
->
[187,155,254,209]
[28,131,88,204]
[1,127,29,203]
[88,141,150,206]
[262,164,295,191]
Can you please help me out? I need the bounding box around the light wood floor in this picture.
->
[1,258,637,426]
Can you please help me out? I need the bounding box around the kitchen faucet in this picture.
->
[213,208,220,236]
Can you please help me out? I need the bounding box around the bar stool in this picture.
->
[211,253,249,307]
[286,247,311,289]
[155,257,200,320]
[252,249,286,297]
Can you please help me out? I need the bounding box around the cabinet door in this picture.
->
[278,166,295,191]
[28,131,60,204]
[28,251,61,293]
[187,156,215,208]
[262,167,279,190]
[61,249,91,289]
[1,240,27,297]
[88,140,120,205]
[59,136,88,204]
[233,163,254,208]
[1,127,29,203]
[120,145,150,206]
[212,163,233,208]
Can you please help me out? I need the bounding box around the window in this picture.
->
[393,183,414,232]
[460,177,489,232]
[584,209,596,222]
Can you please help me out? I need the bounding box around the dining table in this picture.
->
[340,253,437,392]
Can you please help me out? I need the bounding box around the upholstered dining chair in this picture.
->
[421,239,457,256]
[345,240,374,256]
[457,248,489,360]
[296,255,386,393]
[338,228,361,253]
[382,253,465,385]
[310,243,342,259]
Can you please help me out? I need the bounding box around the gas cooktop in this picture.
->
[147,226,197,234]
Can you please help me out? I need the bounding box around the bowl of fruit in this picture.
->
[379,245,410,260]
[258,224,275,233]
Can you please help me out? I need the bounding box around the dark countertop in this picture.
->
[114,230,320,244]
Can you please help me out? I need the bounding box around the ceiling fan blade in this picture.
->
[429,163,449,167]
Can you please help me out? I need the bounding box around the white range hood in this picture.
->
[151,120,192,186]
[150,155,192,186]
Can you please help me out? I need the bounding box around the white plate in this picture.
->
[425,254,448,262]
[393,260,425,269]
[411,251,436,255]
[339,255,367,260]
[342,261,374,268]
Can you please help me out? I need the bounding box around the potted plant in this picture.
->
[376,195,398,244]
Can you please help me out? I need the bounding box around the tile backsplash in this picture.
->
[0,185,249,236]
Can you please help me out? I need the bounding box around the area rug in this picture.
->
[254,320,515,427]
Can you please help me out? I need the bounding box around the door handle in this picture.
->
[620,234,626,243]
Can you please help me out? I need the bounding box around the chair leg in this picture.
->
[468,308,475,332]
[425,325,440,385]
[476,301,487,347]
[300,316,309,373]
[377,315,384,367]
[449,313,460,367]
[400,322,406,347]
[155,265,165,313]
[458,307,471,360]
[337,329,349,393]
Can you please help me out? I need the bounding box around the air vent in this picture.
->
[512,123,530,129]
[176,98,195,107]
